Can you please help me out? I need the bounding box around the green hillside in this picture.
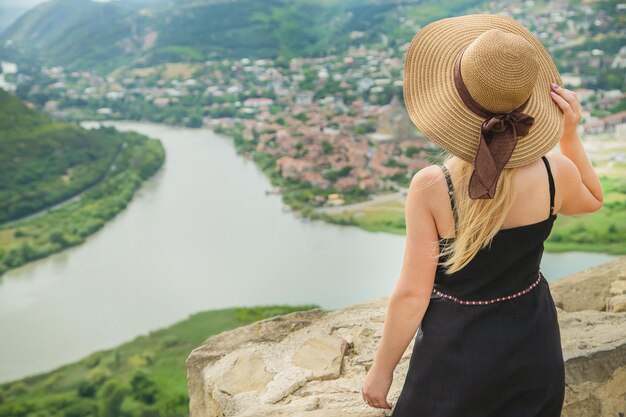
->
[0,0,137,72]
[0,304,320,417]
[0,91,165,275]
[0,90,123,223]
[0,0,489,72]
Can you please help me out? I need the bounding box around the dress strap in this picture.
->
[540,156,556,216]
[439,164,459,232]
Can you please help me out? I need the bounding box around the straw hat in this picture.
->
[403,13,564,199]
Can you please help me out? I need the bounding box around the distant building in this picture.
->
[596,90,625,110]
[275,156,314,179]
[615,123,626,141]
[335,176,358,191]
[43,100,59,112]
[561,74,582,88]
[153,97,170,106]
[602,111,626,130]
[326,193,345,206]
[0,61,17,74]
[377,95,420,140]
[97,108,113,115]
[296,91,314,106]
[105,91,125,100]
[243,98,273,108]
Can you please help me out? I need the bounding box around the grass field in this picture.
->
[322,199,407,235]
[322,172,626,255]
[0,304,320,417]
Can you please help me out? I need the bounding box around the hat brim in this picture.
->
[403,13,564,168]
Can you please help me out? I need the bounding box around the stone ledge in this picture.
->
[187,256,626,417]
[550,255,626,312]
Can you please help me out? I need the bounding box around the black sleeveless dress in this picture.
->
[391,156,565,417]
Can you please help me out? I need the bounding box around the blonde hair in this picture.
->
[436,152,518,275]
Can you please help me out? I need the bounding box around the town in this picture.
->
[1,0,624,214]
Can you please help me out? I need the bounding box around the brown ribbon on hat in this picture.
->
[453,48,535,199]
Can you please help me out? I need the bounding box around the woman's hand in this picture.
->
[550,83,583,144]
[361,363,394,410]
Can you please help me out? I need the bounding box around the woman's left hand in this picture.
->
[361,363,394,409]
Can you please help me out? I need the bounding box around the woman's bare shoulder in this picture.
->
[406,165,447,218]
[544,151,579,187]
[409,165,444,193]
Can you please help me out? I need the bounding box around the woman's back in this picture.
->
[433,151,600,242]
[435,153,556,240]
[391,154,567,416]
[432,154,557,301]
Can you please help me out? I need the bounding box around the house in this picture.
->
[303,172,331,189]
[275,156,314,179]
[335,176,359,191]
[153,97,170,106]
[359,177,381,191]
[243,98,274,108]
[602,111,626,130]
[296,91,314,106]
[326,193,345,206]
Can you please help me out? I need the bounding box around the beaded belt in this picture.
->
[432,271,543,305]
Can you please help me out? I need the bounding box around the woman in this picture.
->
[361,14,603,416]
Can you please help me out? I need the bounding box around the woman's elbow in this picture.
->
[390,288,432,305]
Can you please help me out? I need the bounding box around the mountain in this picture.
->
[0,0,143,71]
[0,89,121,223]
[0,0,488,72]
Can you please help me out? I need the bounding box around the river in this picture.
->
[0,121,618,383]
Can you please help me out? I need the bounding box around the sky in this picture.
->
[0,0,45,33]
[0,0,122,10]
[0,0,48,8]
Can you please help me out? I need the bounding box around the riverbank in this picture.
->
[0,127,165,276]
[311,173,626,255]
[227,125,626,255]
[0,304,320,417]
[59,115,625,256]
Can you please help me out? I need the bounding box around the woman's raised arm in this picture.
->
[549,84,604,215]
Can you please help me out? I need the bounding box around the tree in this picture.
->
[63,401,97,417]
[98,380,128,417]
[130,371,158,405]
[187,112,203,128]
[49,230,68,245]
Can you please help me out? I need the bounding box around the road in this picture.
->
[315,188,408,215]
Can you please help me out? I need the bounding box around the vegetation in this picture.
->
[0,129,164,275]
[549,0,626,92]
[320,174,626,255]
[544,175,626,254]
[0,304,321,417]
[0,3,621,417]
[0,0,136,74]
[319,199,407,235]
[218,117,626,255]
[0,0,491,72]
[216,123,377,215]
[0,91,165,275]
[0,90,122,223]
